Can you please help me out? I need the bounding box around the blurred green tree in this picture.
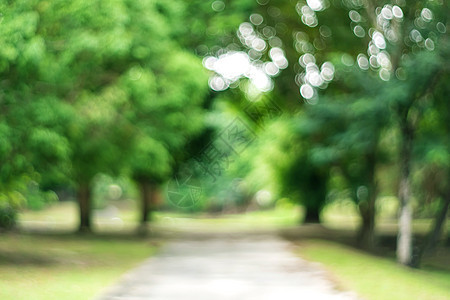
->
[231,0,448,265]
[0,0,210,232]
[0,1,74,222]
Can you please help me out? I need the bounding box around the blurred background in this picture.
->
[0,0,449,299]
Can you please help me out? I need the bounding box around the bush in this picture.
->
[25,181,58,211]
[0,205,16,230]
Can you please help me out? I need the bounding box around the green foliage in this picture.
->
[179,0,257,52]
[0,205,16,229]
[0,0,210,220]
[91,174,137,209]
[23,181,59,211]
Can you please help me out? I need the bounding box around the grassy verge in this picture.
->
[298,239,450,300]
[152,205,301,231]
[0,233,158,300]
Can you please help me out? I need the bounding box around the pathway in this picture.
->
[96,235,360,300]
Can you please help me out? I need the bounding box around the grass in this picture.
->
[17,201,302,234]
[18,199,449,234]
[298,239,450,300]
[0,233,158,300]
[152,205,301,232]
[12,200,450,300]
[18,201,140,233]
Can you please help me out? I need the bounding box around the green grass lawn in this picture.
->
[17,199,448,235]
[0,233,158,300]
[151,206,301,232]
[298,239,450,300]
[17,201,302,234]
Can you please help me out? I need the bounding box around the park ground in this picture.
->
[0,200,449,300]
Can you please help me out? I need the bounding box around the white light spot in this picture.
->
[301,5,315,16]
[248,49,262,60]
[269,47,284,59]
[379,68,390,81]
[299,53,316,67]
[369,55,379,68]
[307,0,324,11]
[252,38,267,51]
[424,38,435,51]
[239,22,254,37]
[303,15,318,27]
[250,70,273,92]
[421,8,433,22]
[319,25,332,37]
[395,68,406,80]
[381,6,393,20]
[274,57,288,69]
[300,84,314,99]
[202,56,217,70]
[129,66,142,80]
[306,62,319,73]
[353,25,365,38]
[209,76,229,91]
[415,17,426,29]
[349,10,361,22]
[385,29,398,42]
[108,185,123,200]
[214,52,250,80]
[267,6,281,18]
[269,36,283,48]
[307,70,323,87]
[211,1,225,12]
[320,61,335,81]
[392,6,403,19]
[250,13,264,25]
[270,47,288,69]
[377,51,391,69]
[372,31,386,49]
[264,62,280,76]
[436,22,446,33]
[262,26,276,38]
[357,54,369,70]
[410,29,423,43]
[341,54,354,66]
[368,42,380,55]
[256,190,272,206]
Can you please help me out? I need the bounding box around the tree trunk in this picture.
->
[397,123,414,266]
[138,181,159,234]
[303,206,321,223]
[302,172,326,224]
[78,182,92,233]
[412,190,450,267]
[358,200,375,250]
[358,153,377,250]
[140,181,152,224]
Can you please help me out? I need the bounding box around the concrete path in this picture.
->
[96,235,360,300]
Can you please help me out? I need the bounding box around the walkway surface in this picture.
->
[96,235,360,300]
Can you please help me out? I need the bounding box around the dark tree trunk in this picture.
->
[303,206,321,223]
[140,181,152,224]
[358,200,375,250]
[397,122,414,266]
[357,153,377,250]
[78,182,92,233]
[138,181,158,234]
[302,171,326,224]
[412,190,450,268]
